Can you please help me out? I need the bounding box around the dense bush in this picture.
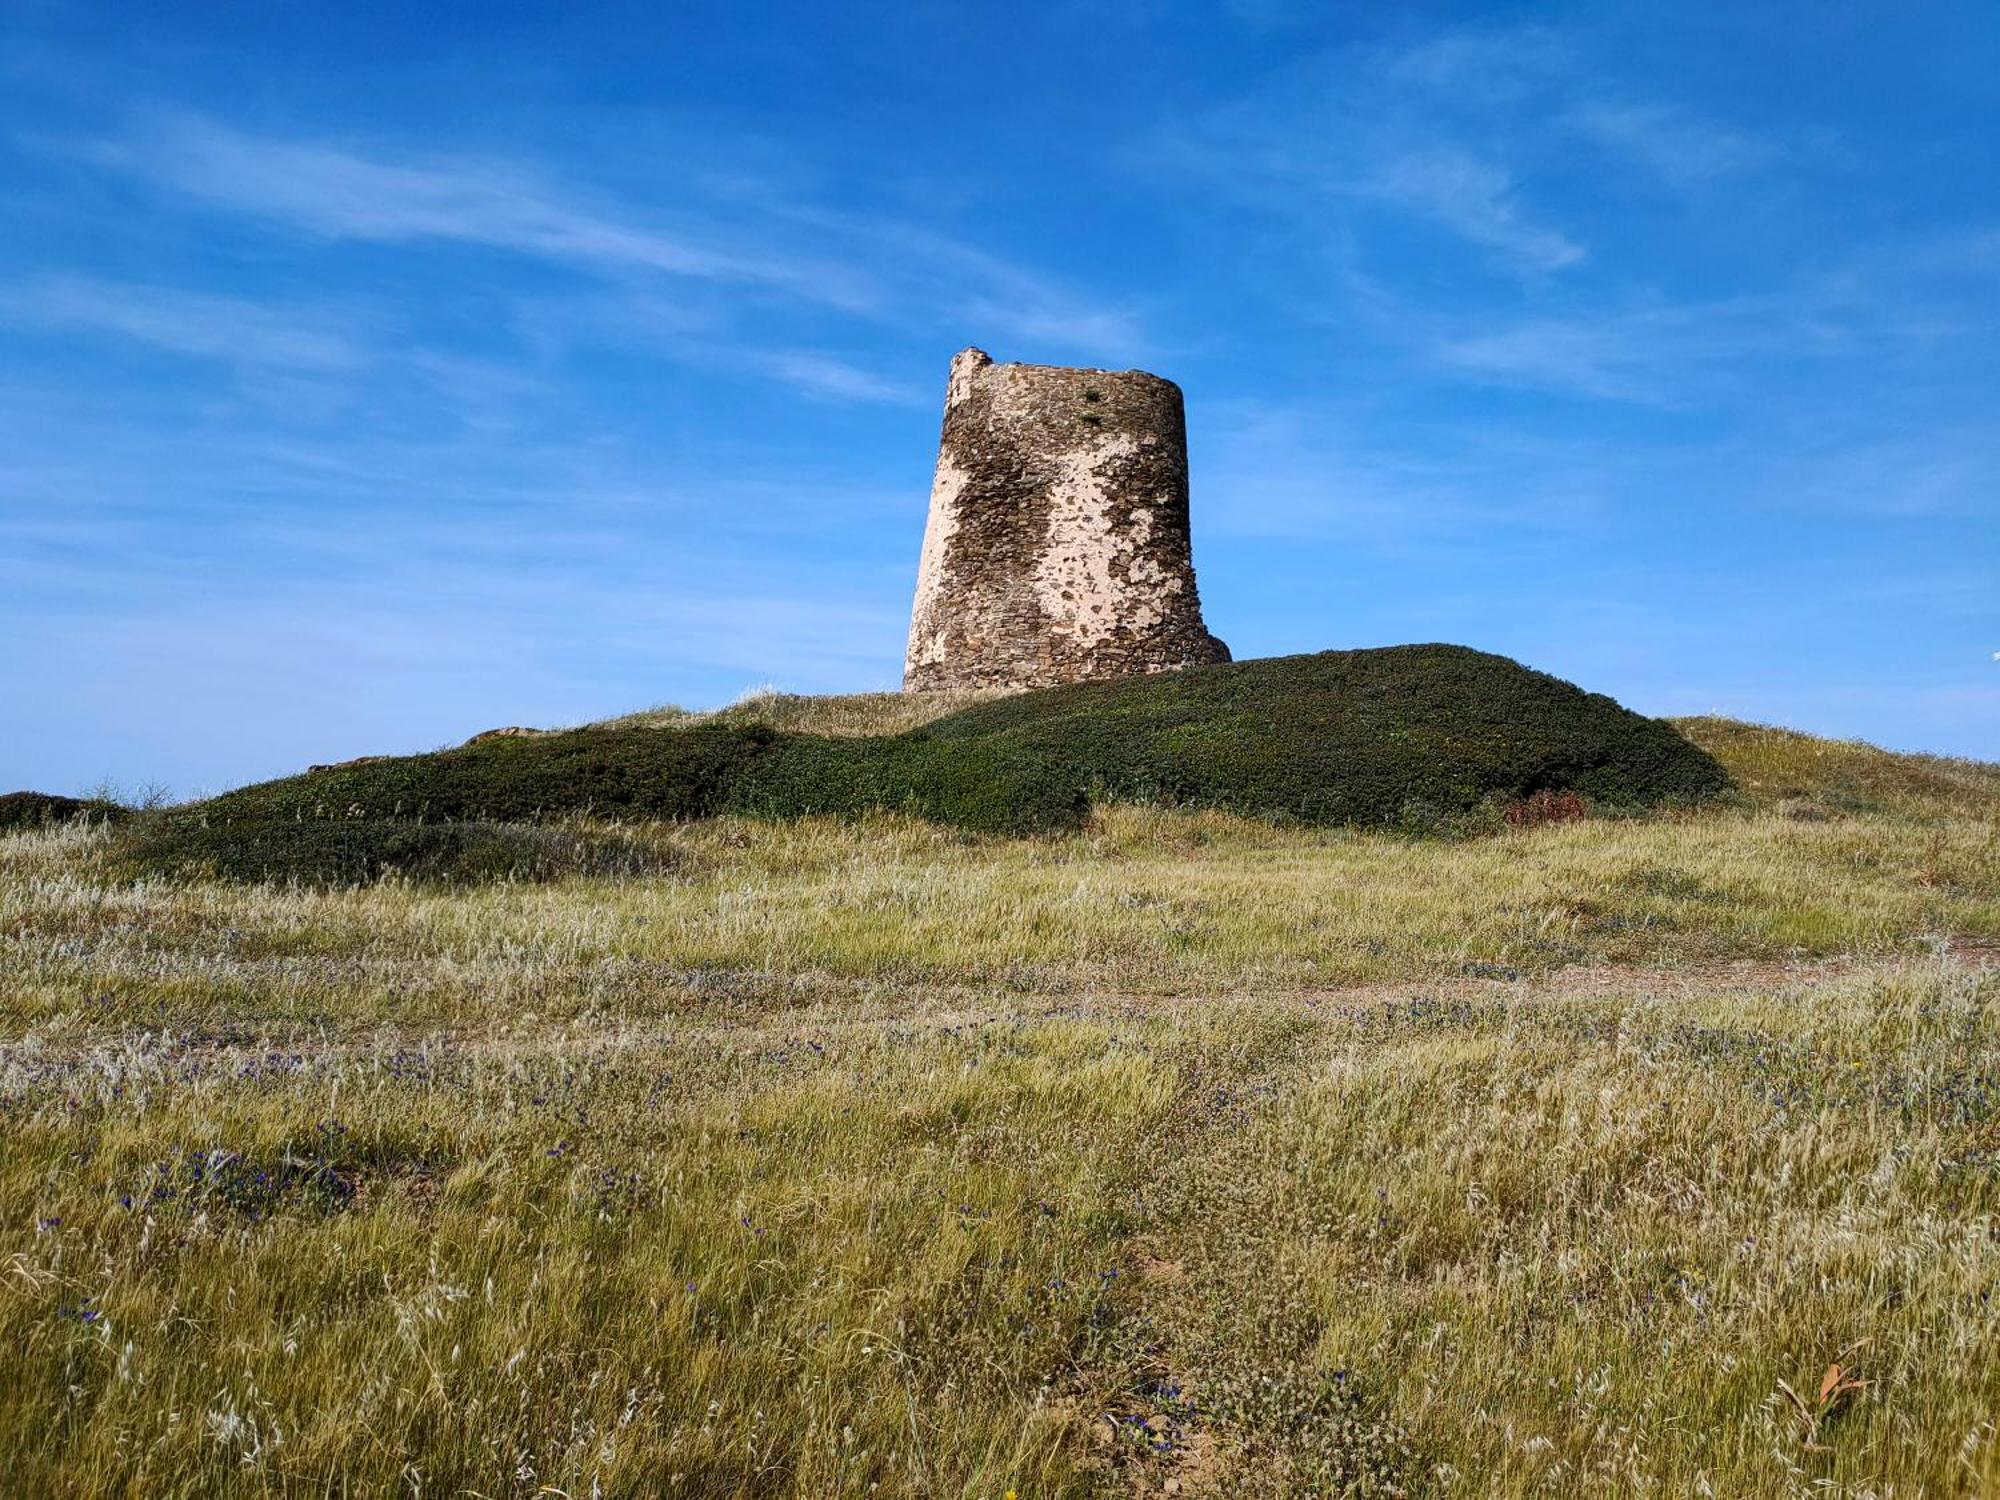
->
[118,725,1087,884]
[118,645,1727,885]
[201,725,772,827]
[919,645,1729,823]
[0,791,129,832]
[115,817,678,888]
[730,735,1085,835]
[181,725,1087,838]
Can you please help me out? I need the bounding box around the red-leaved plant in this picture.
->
[1504,790,1589,828]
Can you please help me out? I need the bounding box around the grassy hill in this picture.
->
[1,672,1996,1496]
[916,644,1726,819]
[107,646,1728,886]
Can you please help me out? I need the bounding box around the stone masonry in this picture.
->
[903,348,1229,692]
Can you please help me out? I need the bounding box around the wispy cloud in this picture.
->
[0,369,917,795]
[104,115,882,312]
[503,291,925,407]
[1196,398,1619,546]
[1364,146,1584,271]
[737,349,923,406]
[1385,25,1779,189]
[1157,22,1781,275]
[1750,426,2000,519]
[1427,301,1776,403]
[1412,226,1999,406]
[1,274,362,371]
[1565,101,1777,188]
[86,113,1146,369]
[740,203,1151,360]
[1154,51,1584,273]
[1380,26,1572,101]
[54,109,1151,423]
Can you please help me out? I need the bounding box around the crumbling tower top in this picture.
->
[903,347,1229,692]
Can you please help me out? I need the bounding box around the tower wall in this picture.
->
[904,348,1229,692]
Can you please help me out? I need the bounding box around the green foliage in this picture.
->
[207,725,774,826]
[0,790,129,831]
[109,725,765,886]
[730,734,1085,835]
[113,645,1728,886]
[921,644,1730,823]
[173,725,1081,837]
[115,726,1084,884]
[115,817,678,889]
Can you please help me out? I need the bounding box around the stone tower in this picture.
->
[904,348,1229,692]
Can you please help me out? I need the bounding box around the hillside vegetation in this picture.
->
[2,683,1997,1497]
[110,646,1726,886]
[115,723,1086,885]
[919,645,1726,819]
[0,789,126,831]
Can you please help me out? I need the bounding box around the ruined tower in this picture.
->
[904,348,1229,692]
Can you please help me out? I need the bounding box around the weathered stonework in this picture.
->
[904,348,1229,692]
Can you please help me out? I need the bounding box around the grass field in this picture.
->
[2,710,1997,1496]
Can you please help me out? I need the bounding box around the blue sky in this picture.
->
[3,0,1995,796]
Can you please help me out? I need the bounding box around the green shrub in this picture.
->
[919,645,1729,824]
[115,817,678,889]
[122,725,1087,884]
[127,645,1727,886]
[0,791,130,832]
[730,735,1086,835]
[183,725,1088,841]
[203,725,771,826]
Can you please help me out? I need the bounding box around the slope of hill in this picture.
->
[917,645,1728,820]
[1678,714,2000,819]
[105,646,1729,885]
[1,689,1996,1496]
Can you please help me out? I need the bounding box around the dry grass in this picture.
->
[590,685,1002,738]
[2,710,1997,1495]
[1122,962,2000,1495]
[1678,716,2000,820]
[8,792,1993,1034]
